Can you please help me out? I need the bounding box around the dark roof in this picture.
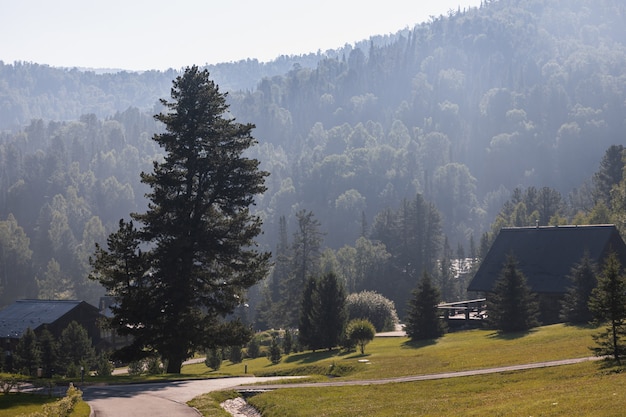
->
[468,225,626,294]
[0,300,92,339]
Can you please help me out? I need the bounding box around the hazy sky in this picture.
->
[1,0,482,71]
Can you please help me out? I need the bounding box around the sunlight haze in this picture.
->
[1,0,482,71]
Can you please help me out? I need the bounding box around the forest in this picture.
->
[0,0,625,324]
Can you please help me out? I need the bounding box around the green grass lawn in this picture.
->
[0,394,90,417]
[2,324,609,416]
[188,323,622,416]
[184,323,599,380]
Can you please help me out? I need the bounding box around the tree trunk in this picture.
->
[166,356,183,374]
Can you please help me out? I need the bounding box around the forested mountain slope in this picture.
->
[0,0,624,316]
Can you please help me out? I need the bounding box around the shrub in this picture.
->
[267,336,282,364]
[95,352,113,377]
[27,383,82,417]
[246,337,261,359]
[346,291,399,332]
[205,348,222,371]
[127,360,144,376]
[146,356,164,375]
[282,329,293,354]
[345,319,376,354]
[228,346,243,364]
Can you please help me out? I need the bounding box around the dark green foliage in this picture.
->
[589,252,626,365]
[90,66,270,373]
[57,321,96,375]
[405,272,446,341]
[228,346,243,364]
[299,272,347,351]
[95,351,113,377]
[345,319,376,354]
[560,252,598,324]
[346,290,399,332]
[282,329,293,355]
[37,327,58,378]
[298,276,321,351]
[246,337,261,359]
[13,328,41,376]
[315,272,347,351]
[268,336,282,364]
[205,348,223,371]
[486,255,540,333]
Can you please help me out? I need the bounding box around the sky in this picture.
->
[1,0,482,71]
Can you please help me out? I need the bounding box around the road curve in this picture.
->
[83,376,300,417]
[83,357,601,416]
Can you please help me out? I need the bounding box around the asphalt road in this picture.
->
[82,376,299,417]
[83,356,601,416]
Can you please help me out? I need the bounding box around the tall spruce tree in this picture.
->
[90,66,270,373]
[560,252,597,324]
[486,255,539,333]
[13,328,41,376]
[405,272,445,341]
[589,251,626,365]
[314,271,347,351]
[299,272,347,351]
[282,210,323,328]
[298,275,320,350]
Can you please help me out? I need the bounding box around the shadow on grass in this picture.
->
[283,349,347,364]
[401,338,438,349]
[487,328,537,340]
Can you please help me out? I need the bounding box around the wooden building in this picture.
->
[0,299,104,354]
[468,224,626,323]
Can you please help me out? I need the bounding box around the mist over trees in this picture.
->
[0,0,625,326]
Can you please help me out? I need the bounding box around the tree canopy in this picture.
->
[90,66,270,373]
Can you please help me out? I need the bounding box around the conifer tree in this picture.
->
[589,251,626,364]
[314,271,347,351]
[405,272,445,341]
[486,255,539,333]
[90,66,270,373]
[299,272,347,351]
[560,252,597,324]
[38,327,58,378]
[282,210,323,328]
[57,321,96,374]
[13,328,41,376]
[298,275,320,350]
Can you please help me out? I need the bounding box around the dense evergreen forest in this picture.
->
[0,0,625,323]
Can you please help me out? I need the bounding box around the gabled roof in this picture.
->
[0,299,94,339]
[468,225,626,294]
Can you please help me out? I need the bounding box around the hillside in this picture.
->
[0,0,624,320]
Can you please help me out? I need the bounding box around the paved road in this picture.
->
[83,376,300,417]
[83,356,600,416]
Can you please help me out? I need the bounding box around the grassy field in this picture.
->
[1,324,615,416]
[0,394,90,417]
[184,323,599,380]
[189,323,625,416]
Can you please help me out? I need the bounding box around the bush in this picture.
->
[27,383,82,417]
[246,337,261,359]
[205,348,222,371]
[345,319,376,354]
[228,346,243,364]
[95,352,113,377]
[127,360,144,376]
[267,336,282,364]
[282,329,293,354]
[146,356,164,375]
[346,291,399,332]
